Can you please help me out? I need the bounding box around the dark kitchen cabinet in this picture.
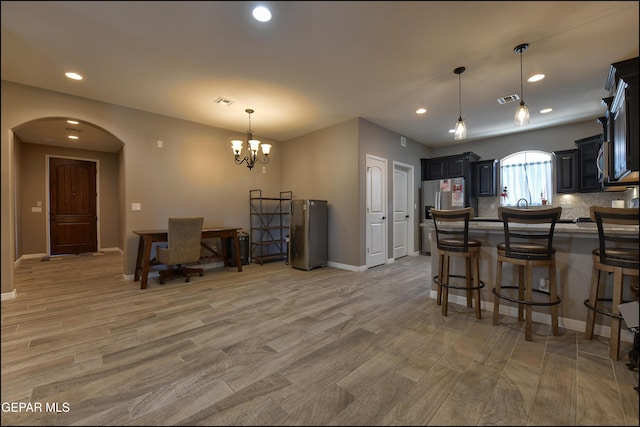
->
[603,57,638,185]
[421,158,445,180]
[574,134,602,192]
[554,149,578,193]
[420,152,479,181]
[471,159,497,197]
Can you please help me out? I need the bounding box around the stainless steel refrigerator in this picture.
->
[421,178,468,254]
[290,199,328,270]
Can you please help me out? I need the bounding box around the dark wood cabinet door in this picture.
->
[575,134,601,192]
[446,157,465,177]
[472,160,497,197]
[555,149,578,193]
[424,158,445,180]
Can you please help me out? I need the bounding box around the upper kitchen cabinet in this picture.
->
[574,134,602,192]
[420,152,479,181]
[471,159,498,197]
[603,57,638,186]
[554,149,578,194]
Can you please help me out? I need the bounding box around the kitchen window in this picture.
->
[500,151,553,207]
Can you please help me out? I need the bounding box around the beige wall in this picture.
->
[1,81,285,294]
[282,119,361,267]
[17,141,121,255]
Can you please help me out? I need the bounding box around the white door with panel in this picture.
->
[366,155,387,268]
[393,162,413,259]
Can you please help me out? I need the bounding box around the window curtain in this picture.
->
[501,160,552,206]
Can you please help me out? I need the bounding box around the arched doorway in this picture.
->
[13,117,123,258]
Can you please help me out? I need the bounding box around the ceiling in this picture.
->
[2,1,638,153]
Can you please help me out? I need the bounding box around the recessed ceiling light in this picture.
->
[67,119,79,125]
[65,72,83,80]
[252,6,272,22]
[416,108,427,114]
[68,135,79,140]
[540,108,553,114]
[528,74,545,82]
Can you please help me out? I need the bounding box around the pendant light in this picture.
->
[453,66,467,140]
[514,43,530,126]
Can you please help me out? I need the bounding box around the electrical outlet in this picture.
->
[131,202,142,211]
[539,278,549,291]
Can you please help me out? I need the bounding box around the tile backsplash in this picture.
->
[477,186,639,219]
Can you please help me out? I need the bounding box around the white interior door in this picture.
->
[366,155,387,268]
[393,165,409,259]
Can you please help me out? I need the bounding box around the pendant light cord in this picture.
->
[520,50,524,101]
[458,72,462,119]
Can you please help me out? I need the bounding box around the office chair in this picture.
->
[156,217,205,284]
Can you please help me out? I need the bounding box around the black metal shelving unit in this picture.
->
[249,189,292,265]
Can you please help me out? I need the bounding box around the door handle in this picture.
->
[382,216,386,220]
[405,215,410,218]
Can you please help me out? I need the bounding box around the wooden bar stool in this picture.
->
[584,206,639,360]
[493,206,562,341]
[430,207,484,319]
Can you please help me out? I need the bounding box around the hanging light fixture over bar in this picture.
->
[453,66,467,140]
[514,43,530,126]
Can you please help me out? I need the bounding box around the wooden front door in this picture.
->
[49,157,98,255]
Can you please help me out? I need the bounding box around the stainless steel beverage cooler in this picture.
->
[290,199,328,270]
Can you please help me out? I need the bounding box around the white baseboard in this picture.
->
[429,290,635,343]
[326,261,366,272]
[1,289,17,301]
[100,247,123,253]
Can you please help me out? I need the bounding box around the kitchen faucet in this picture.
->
[517,198,529,208]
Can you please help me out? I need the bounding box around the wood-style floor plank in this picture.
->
[1,252,638,426]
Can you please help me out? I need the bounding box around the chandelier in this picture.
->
[231,109,271,170]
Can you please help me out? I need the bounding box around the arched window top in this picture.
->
[500,150,553,207]
[501,150,552,166]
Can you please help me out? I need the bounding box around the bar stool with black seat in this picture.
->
[584,206,639,360]
[493,206,562,341]
[430,207,484,319]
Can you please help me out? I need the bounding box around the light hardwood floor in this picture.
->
[1,252,638,426]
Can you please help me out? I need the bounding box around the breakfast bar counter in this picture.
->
[421,219,639,338]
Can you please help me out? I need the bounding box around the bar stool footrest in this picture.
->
[492,285,561,307]
[583,298,626,320]
[433,274,485,291]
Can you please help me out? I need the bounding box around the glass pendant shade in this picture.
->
[454,117,467,140]
[453,66,467,140]
[514,101,530,126]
